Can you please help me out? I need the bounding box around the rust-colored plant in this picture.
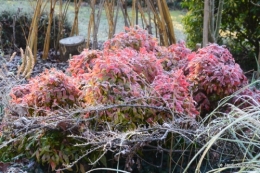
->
[67,49,103,78]
[10,68,83,116]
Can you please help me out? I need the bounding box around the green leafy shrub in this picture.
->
[181,0,204,49]
[167,0,183,10]
[10,68,83,116]
[0,129,87,171]
[0,10,71,53]
[0,114,98,172]
[31,130,85,172]
[186,44,248,111]
[181,0,260,64]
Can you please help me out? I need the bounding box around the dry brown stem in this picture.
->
[42,0,57,60]
[17,47,35,79]
[70,0,82,36]
[9,52,17,62]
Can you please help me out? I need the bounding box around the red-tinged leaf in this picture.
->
[50,161,56,171]
[69,95,74,101]
[146,117,154,124]
[57,91,62,100]
[113,87,120,94]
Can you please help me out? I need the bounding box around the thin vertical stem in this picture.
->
[131,0,136,26]
[93,0,105,49]
[12,15,16,51]
[161,0,176,44]
[113,1,120,36]
[214,0,223,41]
[43,0,57,60]
[135,0,138,26]
[119,0,129,27]
[157,0,168,46]
[203,0,209,47]
[70,0,82,36]
[86,0,96,48]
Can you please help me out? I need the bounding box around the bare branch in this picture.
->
[251,0,260,7]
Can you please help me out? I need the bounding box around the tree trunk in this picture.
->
[93,0,105,49]
[203,0,209,47]
[208,0,215,43]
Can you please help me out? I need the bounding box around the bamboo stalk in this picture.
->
[144,0,161,26]
[137,1,148,27]
[131,0,136,26]
[119,0,130,27]
[112,0,120,36]
[161,0,176,44]
[33,21,38,60]
[42,0,57,60]
[135,0,138,25]
[27,0,44,61]
[55,0,70,51]
[154,14,158,39]
[104,1,115,39]
[145,0,163,42]
[147,1,152,34]
[156,0,168,46]
[86,0,96,48]
[70,0,82,36]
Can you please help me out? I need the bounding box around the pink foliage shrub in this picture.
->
[186,44,248,111]
[76,45,199,127]
[195,43,235,65]
[82,48,145,105]
[151,69,199,118]
[165,41,192,70]
[10,68,83,116]
[67,49,102,78]
[103,26,158,52]
[231,87,260,108]
[168,40,192,61]
[80,48,168,126]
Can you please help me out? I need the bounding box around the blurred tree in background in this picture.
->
[182,0,260,70]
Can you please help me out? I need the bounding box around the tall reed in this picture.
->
[42,0,57,60]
